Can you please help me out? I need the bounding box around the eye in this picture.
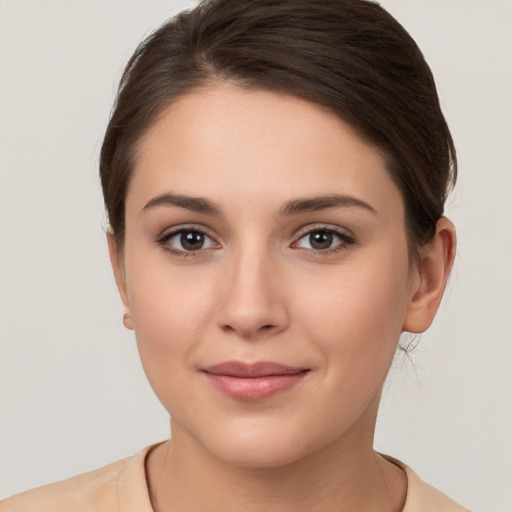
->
[293,228,354,252]
[158,228,217,254]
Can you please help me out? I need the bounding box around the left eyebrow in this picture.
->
[279,194,377,216]
[142,193,221,215]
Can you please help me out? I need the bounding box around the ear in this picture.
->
[107,233,134,330]
[402,217,456,333]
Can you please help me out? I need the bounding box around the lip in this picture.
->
[201,361,310,401]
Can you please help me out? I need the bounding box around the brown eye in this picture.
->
[181,231,205,250]
[294,228,354,253]
[162,229,217,253]
[309,231,333,250]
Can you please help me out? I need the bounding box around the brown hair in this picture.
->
[100,0,456,257]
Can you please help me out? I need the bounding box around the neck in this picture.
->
[146,404,407,512]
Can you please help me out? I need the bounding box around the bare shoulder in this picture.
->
[0,458,126,512]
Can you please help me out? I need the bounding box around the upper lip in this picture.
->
[202,361,308,378]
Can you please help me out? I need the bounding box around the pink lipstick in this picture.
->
[202,361,309,401]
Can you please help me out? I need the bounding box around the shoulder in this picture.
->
[0,459,125,512]
[0,445,156,512]
[383,455,472,512]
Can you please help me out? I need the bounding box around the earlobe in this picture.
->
[107,234,134,331]
[402,218,456,333]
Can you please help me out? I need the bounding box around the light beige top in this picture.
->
[0,445,471,511]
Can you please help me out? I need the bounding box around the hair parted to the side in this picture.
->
[100,0,456,259]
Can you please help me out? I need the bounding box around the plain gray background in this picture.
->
[1,1,511,510]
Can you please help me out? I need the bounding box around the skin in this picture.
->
[108,84,456,512]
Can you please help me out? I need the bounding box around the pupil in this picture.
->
[181,231,204,250]
[310,231,332,250]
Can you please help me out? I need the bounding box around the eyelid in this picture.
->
[292,223,354,241]
[157,223,217,238]
[290,224,356,253]
[156,224,221,255]
[155,223,355,257]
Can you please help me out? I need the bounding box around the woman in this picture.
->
[0,0,474,510]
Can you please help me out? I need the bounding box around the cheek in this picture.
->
[295,247,411,384]
[125,235,215,326]
[122,248,216,389]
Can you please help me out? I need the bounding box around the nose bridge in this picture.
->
[216,237,287,338]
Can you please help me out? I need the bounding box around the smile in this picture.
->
[201,361,310,401]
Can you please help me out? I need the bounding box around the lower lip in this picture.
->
[204,372,309,401]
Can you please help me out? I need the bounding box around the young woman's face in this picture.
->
[114,84,421,467]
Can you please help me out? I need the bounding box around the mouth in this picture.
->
[201,361,310,401]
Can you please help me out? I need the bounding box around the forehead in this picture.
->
[129,84,403,218]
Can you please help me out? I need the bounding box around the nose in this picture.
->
[216,246,289,339]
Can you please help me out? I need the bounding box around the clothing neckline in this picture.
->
[120,443,413,512]
[116,443,468,512]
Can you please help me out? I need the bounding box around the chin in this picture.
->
[191,416,320,469]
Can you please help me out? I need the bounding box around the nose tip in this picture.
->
[216,254,288,340]
[221,317,281,339]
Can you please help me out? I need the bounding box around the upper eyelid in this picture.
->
[158,224,218,240]
[290,225,356,253]
[293,223,354,239]
[157,227,220,255]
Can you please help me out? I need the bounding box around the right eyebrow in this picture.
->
[279,194,377,216]
[142,193,221,215]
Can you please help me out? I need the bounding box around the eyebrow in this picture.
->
[142,192,376,216]
[279,194,377,216]
[142,193,221,215]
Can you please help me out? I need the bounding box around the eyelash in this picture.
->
[292,225,355,256]
[156,225,219,258]
[156,225,355,258]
